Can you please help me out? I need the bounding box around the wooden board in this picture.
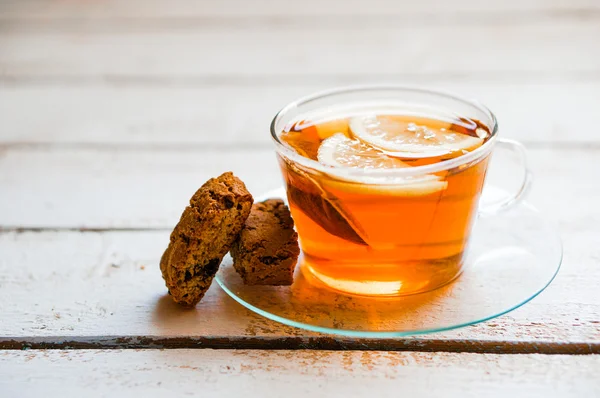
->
[0,148,596,228]
[1,0,598,19]
[0,228,597,350]
[1,22,598,79]
[1,350,599,398]
[0,148,279,228]
[0,0,598,395]
[0,83,599,145]
[0,227,600,352]
[0,148,598,349]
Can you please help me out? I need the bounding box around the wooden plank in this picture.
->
[0,228,597,348]
[0,22,598,79]
[0,149,280,228]
[0,148,596,228]
[0,148,598,347]
[0,82,598,145]
[1,350,599,398]
[1,0,598,19]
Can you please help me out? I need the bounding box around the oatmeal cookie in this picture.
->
[231,199,300,285]
[160,172,253,306]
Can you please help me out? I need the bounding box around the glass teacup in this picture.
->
[271,86,531,296]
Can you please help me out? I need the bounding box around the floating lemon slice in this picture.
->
[321,176,448,197]
[317,133,408,170]
[349,115,483,159]
[316,133,447,196]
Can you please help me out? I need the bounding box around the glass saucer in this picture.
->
[215,187,562,337]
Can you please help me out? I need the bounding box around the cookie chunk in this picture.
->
[231,199,300,285]
[160,172,253,306]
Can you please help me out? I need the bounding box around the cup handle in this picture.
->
[478,138,533,217]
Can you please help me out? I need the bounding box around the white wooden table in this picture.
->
[0,1,599,396]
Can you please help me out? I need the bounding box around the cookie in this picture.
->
[231,199,300,285]
[160,172,253,306]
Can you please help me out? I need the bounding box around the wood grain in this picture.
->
[1,0,598,19]
[0,148,596,228]
[0,0,597,365]
[1,22,598,79]
[0,229,597,349]
[1,350,599,398]
[0,2,597,396]
[0,137,597,350]
[0,148,279,228]
[0,82,598,145]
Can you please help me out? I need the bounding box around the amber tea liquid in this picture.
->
[279,111,492,296]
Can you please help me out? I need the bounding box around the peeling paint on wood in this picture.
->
[1,350,599,397]
[0,230,598,350]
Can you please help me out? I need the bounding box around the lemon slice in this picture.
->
[317,133,408,170]
[317,133,447,196]
[349,115,483,158]
[320,176,448,197]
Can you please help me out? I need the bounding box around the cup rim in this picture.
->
[270,84,498,178]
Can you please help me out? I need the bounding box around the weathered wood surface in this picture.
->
[2,0,599,19]
[0,148,598,350]
[0,228,597,350]
[1,22,598,79]
[0,83,598,145]
[0,4,598,397]
[0,148,596,228]
[1,350,599,398]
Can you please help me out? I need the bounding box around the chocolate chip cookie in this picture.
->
[160,172,253,306]
[231,199,300,285]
